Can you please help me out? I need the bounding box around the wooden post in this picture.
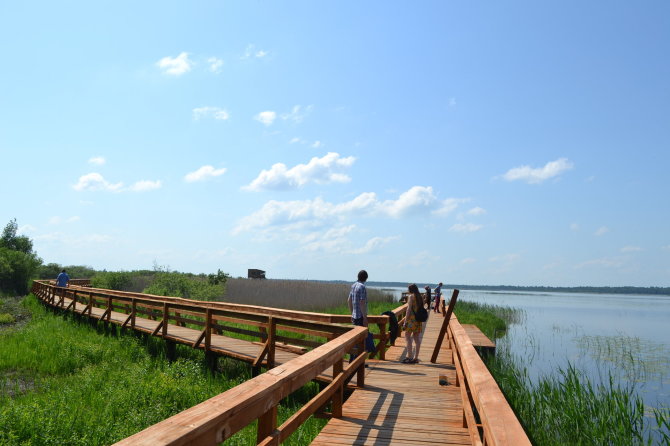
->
[204,308,217,371]
[377,322,387,360]
[257,406,278,444]
[131,299,136,329]
[430,289,459,364]
[72,289,77,312]
[332,358,343,418]
[162,302,169,338]
[267,316,276,369]
[356,337,365,387]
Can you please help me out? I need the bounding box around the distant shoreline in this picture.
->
[321,281,670,296]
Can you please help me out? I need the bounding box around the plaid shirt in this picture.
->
[349,281,367,319]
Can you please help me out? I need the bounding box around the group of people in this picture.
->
[347,270,443,365]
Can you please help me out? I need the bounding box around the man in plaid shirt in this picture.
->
[348,270,368,327]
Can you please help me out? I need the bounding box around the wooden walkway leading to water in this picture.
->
[32,280,529,446]
[312,310,471,445]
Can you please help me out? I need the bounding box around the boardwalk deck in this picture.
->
[462,324,496,352]
[312,310,471,445]
[55,294,303,366]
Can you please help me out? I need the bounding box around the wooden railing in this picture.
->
[32,281,361,369]
[446,314,531,446]
[115,326,368,445]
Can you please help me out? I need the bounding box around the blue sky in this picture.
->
[1,1,668,286]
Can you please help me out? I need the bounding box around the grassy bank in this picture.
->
[0,295,325,445]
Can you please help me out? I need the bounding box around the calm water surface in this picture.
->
[375,287,670,411]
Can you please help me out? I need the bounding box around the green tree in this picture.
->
[0,219,41,295]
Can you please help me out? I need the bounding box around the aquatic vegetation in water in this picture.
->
[576,334,670,384]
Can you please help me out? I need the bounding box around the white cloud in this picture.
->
[242,44,269,59]
[243,152,355,191]
[311,141,322,148]
[234,186,469,234]
[128,180,162,192]
[461,257,476,264]
[449,223,483,233]
[467,207,486,216]
[449,98,457,107]
[662,245,670,251]
[208,57,223,73]
[621,246,642,253]
[501,157,574,184]
[184,165,227,183]
[156,52,193,76]
[348,236,399,254]
[73,173,160,192]
[88,156,105,166]
[570,223,580,231]
[433,198,470,216]
[574,257,625,269]
[380,186,436,218]
[193,106,230,121]
[595,226,609,236]
[255,111,276,126]
[73,173,123,192]
[289,137,303,144]
[17,225,37,235]
[281,105,313,124]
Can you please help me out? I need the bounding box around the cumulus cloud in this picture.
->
[156,52,193,76]
[311,141,322,148]
[501,158,574,184]
[234,186,469,234]
[73,173,160,193]
[73,173,123,192]
[595,226,609,236]
[467,206,486,216]
[255,111,276,126]
[184,165,227,183]
[243,152,355,191]
[449,223,483,233]
[128,180,162,192]
[88,156,105,166]
[348,236,399,254]
[208,57,223,73]
[433,198,470,216]
[192,106,230,121]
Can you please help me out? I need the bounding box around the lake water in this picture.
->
[373,287,670,413]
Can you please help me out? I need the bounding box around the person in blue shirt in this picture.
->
[56,269,70,287]
[348,270,368,327]
[433,282,443,313]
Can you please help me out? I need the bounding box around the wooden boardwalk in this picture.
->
[32,281,529,445]
[312,310,471,445]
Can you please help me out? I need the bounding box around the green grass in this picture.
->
[486,347,669,445]
[0,295,325,445]
[0,313,14,324]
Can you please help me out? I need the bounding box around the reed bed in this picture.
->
[222,278,394,311]
[487,338,670,445]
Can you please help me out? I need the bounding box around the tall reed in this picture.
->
[223,278,393,311]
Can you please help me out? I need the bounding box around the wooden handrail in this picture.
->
[448,314,531,446]
[114,326,368,445]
